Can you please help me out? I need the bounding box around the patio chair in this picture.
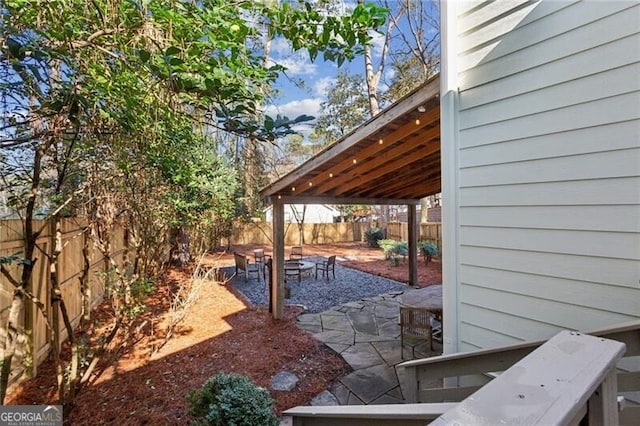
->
[289,246,303,260]
[234,252,260,282]
[284,260,302,283]
[400,306,438,359]
[253,249,271,277]
[315,255,336,280]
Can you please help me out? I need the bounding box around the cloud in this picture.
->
[277,57,318,76]
[384,67,396,82]
[269,37,292,56]
[313,77,336,97]
[369,30,386,57]
[264,98,323,121]
[269,50,318,76]
[342,1,358,13]
[264,98,324,134]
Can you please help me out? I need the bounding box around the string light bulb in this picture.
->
[352,158,357,164]
[308,182,313,187]
[415,119,421,125]
[378,138,384,145]
[329,172,333,178]
[291,186,295,192]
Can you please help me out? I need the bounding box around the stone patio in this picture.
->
[296,288,443,406]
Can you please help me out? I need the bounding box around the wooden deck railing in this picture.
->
[399,320,640,424]
[283,403,457,426]
[284,321,640,425]
[429,331,625,425]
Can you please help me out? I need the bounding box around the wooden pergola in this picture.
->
[260,75,441,319]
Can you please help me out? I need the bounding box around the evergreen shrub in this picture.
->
[187,372,278,426]
[364,227,384,248]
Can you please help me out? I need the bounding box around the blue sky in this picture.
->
[263,2,397,130]
[264,37,381,126]
[262,0,439,134]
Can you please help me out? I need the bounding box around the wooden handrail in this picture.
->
[430,331,625,425]
[284,329,635,426]
[283,402,457,426]
[399,319,640,404]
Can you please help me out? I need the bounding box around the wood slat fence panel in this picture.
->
[230,222,442,248]
[387,222,442,248]
[0,218,124,382]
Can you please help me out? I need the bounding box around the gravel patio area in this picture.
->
[226,256,408,313]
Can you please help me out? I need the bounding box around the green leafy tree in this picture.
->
[385,0,441,101]
[311,71,371,146]
[0,0,388,406]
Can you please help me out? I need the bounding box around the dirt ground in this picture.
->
[6,242,441,424]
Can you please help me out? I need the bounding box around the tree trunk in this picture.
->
[0,144,46,403]
[379,205,389,237]
[244,137,257,215]
[359,0,386,117]
[420,197,429,223]
[0,295,23,404]
[50,218,63,402]
[49,217,77,404]
[169,227,191,266]
[79,228,91,322]
[363,39,380,115]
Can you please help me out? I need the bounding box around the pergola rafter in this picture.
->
[260,75,441,319]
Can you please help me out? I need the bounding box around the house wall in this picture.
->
[442,0,640,353]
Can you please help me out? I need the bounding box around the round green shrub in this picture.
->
[420,241,439,263]
[364,227,384,248]
[379,239,408,264]
[187,372,278,426]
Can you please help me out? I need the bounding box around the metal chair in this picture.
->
[284,260,302,282]
[233,252,260,282]
[253,249,270,277]
[289,246,303,260]
[400,306,438,359]
[315,255,336,280]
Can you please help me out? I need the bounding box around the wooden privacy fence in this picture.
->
[0,218,125,381]
[386,222,442,248]
[229,221,371,246]
[229,221,442,248]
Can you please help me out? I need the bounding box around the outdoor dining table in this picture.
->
[398,285,443,353]
[399,285,443,324]
[285,260,315,277]
[399,285,442,310]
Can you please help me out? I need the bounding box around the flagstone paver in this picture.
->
[324,342,350,354]
[339,363,399,404]
[340,343,385,370]
[346,311,378,335]
[295,288,443,408]
[320,313,353,332]
[371,340,404,366]
[312,329,354,345]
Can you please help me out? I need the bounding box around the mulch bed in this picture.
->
[6,242,441,424]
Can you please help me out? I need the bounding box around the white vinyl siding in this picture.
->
[450,0,640,350]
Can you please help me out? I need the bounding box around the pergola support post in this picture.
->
[408,204,418,287]
[271,200,285,319]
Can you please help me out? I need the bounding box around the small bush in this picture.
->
[364,227,384,248]
[187,372,278,426]
[420,241,439,264]
[378,239,408,265]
